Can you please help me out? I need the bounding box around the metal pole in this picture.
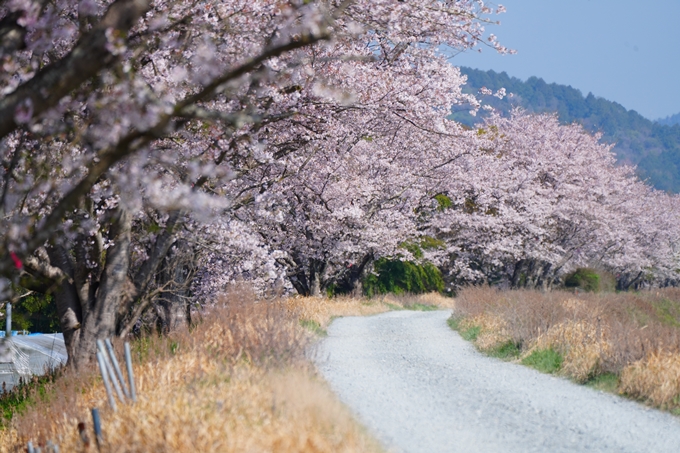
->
[124,342,137,403]
[91,408,103,452]
[96,351,117,412]
[5,303,11,338]
[105,338,130,399]
[97,340,125,402]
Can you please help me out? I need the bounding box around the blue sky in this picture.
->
[449,0,680,120]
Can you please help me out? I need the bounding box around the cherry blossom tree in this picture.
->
[0,0,506,366]
[428,111,680,290]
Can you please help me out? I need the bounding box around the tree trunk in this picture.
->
[309,258,327,297]
[71,208,132,368]
[155,240,195,333]
[335,253,373,296]
[284,256,327,297]
[511,259,527,288]
[39,208,133,368]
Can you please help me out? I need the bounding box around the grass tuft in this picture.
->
[619,351,680,409]
[488,341,521,360]
[0,373,58,425]
[447,317,462,330]
[404,303,439,312]
[299,319,328,337]
[521,348,563,374]
[585,373,619,393]
[460,325,481,342]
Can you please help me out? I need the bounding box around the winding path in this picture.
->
[315,310,680,453]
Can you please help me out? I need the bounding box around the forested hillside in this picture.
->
[658,112,680,127]
[451,67,680,192]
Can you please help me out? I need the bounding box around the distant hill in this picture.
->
[657,112,680,127]
[451,67,680,193]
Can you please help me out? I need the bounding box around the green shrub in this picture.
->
[3,291,60,333]
[363,259,444,297]
[564,268,601,292]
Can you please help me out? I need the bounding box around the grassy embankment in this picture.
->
[0,290,451,452]
[449,287,680,413]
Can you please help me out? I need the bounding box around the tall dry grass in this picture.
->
[0,289,390,453]
[285,291,453,329]
[453,287,680,408]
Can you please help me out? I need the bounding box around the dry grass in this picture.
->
[0,289,453,452]
[527,319,612,382]
[457,314,512,352]
[620,351,680,409]
[285,295,392,329]
[286,291,453,329]
[0,289,392,453]
[452,286,680,408]
[386,292,456,310]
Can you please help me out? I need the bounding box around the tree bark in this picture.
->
[71,208,132,368]
[308,258,327,297]
[45,246,83,364]
[155,240,195,333]
[511,259,527,288]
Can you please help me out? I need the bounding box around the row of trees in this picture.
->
[1,0,678,367]
[0,0,507,366]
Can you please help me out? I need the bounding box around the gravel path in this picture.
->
[315,310,680,453]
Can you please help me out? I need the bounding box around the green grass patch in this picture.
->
[299,319,327,337]
[488,341,521,360]
[0,374,57,426]
[585,373,619,393]
[521,348,563,374]
[447,316,462,330]
[446,316,480,341]
[459,325,481,341]
[651,298,680,327]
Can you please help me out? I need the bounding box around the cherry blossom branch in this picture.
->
[0,0,152,140]
[0,29,331,277]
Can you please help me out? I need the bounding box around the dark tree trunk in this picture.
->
[70,208,132,368]
[284,256,327,297]
[43,208,132,368]
[22,207,183,368]
[308,258,326,297]
[511,259,527,288]
[334,253,373,296]
[155,240,196,333]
